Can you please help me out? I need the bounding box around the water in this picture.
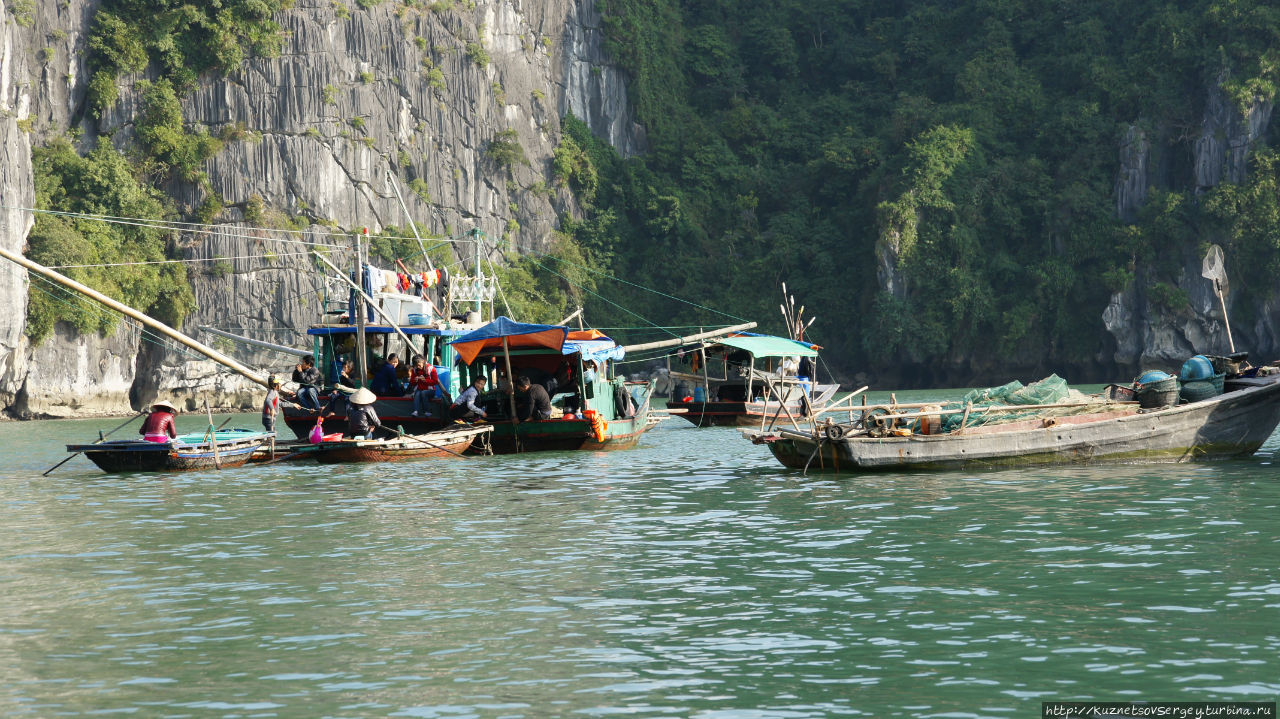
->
[2,393,1279,717]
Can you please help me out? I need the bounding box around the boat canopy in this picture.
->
[717,334,818,358]
[450,316,570,365]
[565,338,625,363]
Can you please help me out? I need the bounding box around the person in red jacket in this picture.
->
[139,400,179,442]
[408,355,439,417]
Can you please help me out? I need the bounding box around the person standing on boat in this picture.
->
[514,376,552,422]
[408,355,439,417]
[139,400,179,442]
[371,354,406,396]
[262,377,286,435]
[292,355,322,410]
[450,376,488,422]
[345,388,381,439]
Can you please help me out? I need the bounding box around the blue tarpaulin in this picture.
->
[449,317,570,364]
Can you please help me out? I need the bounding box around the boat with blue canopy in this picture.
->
[664,332,839,427]
[447,317,654,454]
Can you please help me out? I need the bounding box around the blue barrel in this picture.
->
[1136,369,1171,386]
[693,386,706,402]
[1180,355,1213,381]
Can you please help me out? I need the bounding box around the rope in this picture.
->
[4,205,498,249]
[519,253,678,338]
[48,250,314,269]
[510,238,749,323]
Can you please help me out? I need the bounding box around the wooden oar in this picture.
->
[257,448,313,466]
[43,410,146,476]
[374,423,472,459]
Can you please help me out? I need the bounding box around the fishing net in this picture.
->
[934,374,1087,432]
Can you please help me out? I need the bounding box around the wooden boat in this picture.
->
[66,429,272,473]
[309,424,492,463]
[447,317,656,454]
[664,334,839,427]
[745,376,1280,472]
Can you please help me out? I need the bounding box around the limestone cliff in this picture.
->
[0,0,639,417]
[1103,82,1276,374]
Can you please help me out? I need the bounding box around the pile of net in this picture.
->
[932,374,1109,432]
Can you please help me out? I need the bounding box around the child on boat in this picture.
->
[408,355,439,417]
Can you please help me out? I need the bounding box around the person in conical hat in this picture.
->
[140,400,179,442]
[345,388,381,439]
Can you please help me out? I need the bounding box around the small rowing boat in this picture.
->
[66,429,273,473]
[308,424,493,463]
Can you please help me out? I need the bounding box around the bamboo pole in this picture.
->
[807,387,870,418]
[869,400,1136,422]
[204,399,221,470]
[619,322,757,353]
[1214,280,1236,353]
[386,169,436,272]
[0,246,271,388]
[501,336,519,425]
[312,249,417,354]
[557,307,584,326]
[198,326,304,356]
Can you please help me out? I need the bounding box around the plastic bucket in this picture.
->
[693,386,706,402]
[407,313,429,326]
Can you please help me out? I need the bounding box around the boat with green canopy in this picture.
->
[448,316,655,453]
[664,333,839,427]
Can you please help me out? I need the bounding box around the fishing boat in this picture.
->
[66,429,273,473]
[447,317,654,454]
[280,320,475,439]
[308,424,493,463]
[664,333,839,427]
[744,373,1280,472]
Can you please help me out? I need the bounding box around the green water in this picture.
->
[1,392,1279,717]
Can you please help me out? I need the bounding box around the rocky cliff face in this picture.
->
[1103,83,1275,374]
[0,0,639,417]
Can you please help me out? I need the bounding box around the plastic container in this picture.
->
[1136,369,1172,385]
[693,386,706,402]
[1180,355,1214,381]
[407,313,429,326]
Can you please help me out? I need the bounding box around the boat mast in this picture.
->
[470,228,483,319]
[354,229,369,388]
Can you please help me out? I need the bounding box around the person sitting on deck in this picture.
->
[408,355,439,417]
[514,375,553,422]
[139,400,179,443]
[345,388,381,439]
[370,354,405,396]
[292,355,323,410]
[450,376,488,422]
[321,384,357,419]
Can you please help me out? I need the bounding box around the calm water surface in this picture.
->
[1,391,1278,717]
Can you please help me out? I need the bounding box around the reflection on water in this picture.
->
[0,402,1278,716]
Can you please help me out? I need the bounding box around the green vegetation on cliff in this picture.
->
[550,0,1280,381]
[26,2,292,344]
[26,139,194,343]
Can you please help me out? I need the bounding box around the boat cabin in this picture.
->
[449,320,641,423]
